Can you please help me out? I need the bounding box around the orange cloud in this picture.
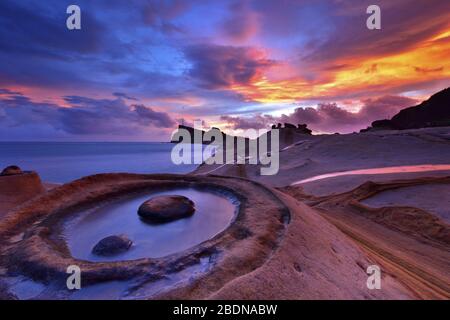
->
[229,27,450,104]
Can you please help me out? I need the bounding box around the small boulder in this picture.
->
[1,165,23,176]
[138,195,195,223]
[92,235,132,256]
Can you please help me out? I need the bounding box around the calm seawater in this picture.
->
[0,142,198,183]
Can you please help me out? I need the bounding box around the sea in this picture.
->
[0,142,199,183]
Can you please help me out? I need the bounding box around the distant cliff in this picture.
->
[362,87,450,132]
[170,123,312,144]
[170,125,244,144]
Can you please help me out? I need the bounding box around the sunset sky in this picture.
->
[0,0,449,141]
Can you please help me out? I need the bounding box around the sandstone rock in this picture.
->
[1,165,23,176]
[92,235,132,256]
[0,170,45,214]
[138,195,195,223]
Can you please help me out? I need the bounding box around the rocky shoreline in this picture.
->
[0,125,449,299]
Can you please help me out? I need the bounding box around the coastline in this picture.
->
[1,126,449,299]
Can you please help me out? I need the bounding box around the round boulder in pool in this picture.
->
[138,195,195,223]
[92,235,133,256]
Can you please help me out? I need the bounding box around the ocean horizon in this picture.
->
[0,142,198,183]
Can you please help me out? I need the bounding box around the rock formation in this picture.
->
[92,235,133,256]
[0,166,45,215]
[362,87,450,132]
[268,123,312,134]
[296,123,312,134]
[138,195,196,223]
[0,165,23,176]
[284,123,297,129]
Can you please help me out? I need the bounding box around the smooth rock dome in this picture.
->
[1,165,23,176]
[92,235,133,256]
[138,195,195,223]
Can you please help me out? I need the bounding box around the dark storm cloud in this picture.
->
[133,104,176,128]
[0,90,176,136]
[297,0,450,67]
[184,44,276,89]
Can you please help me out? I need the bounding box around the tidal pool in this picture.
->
[361,183,450,223]
[291,164,450,185]
[63,188,238,262]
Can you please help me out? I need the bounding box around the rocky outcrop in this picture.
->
[92,235,133,256]
[390,87,450,129]
[138,195,195,223]
[170,124,235,144]
[0,174,289,298]
[270,123,312,134]
[296,124,312,134]
[284,123,297,129]
[362,87,450,132]
[0,167,45,215]
[0,165,23,176]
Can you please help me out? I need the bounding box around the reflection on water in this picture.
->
[292,164,450,185]
[63,188,238,262]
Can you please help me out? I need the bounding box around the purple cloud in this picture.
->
[222,95,417,133]
[133,104,176,128]
[185,44,276,89]
[0,90,176,139]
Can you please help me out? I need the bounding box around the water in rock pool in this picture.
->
[63,188,238,262]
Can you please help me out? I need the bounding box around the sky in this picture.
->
[0,0,449,141]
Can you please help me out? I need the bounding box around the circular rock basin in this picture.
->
[0,174,290,299]
[63,188,238,262]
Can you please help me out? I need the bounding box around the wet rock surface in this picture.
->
[138,195,195,223]
[0,174,288,300]
[92,235,133,256]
